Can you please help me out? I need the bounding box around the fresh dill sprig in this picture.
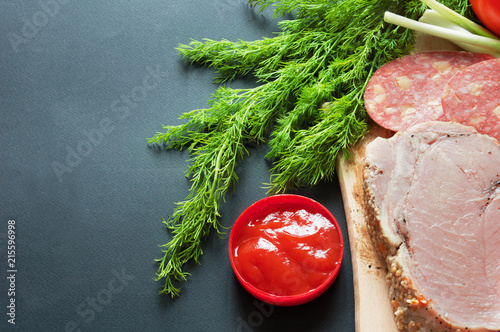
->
[149,0,473,297]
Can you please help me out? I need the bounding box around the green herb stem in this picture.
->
[151,0,474,297]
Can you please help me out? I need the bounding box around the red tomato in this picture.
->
[470,0,500,37]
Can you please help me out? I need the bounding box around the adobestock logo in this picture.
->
[236,299,274,332]
[214,0,239,20]
[51,65,169,183]
[7,0,75,53]
[65,268,134,332]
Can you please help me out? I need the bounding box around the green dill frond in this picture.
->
[151,0,474,297]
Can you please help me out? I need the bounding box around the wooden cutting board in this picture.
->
[336,33,462,332]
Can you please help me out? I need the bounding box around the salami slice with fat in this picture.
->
[442,58,500,141]
[364,52,493,132]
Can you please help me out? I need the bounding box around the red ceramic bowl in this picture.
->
[229,194,344,306]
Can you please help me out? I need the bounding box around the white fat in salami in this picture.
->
[442,58,500,142]
[364,52,494,132]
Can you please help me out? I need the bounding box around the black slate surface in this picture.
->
[0,1,355,331]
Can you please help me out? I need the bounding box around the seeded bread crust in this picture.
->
[363,158,494,332]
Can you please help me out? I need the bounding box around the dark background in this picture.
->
[0,1,355,331]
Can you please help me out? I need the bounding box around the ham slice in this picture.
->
[363,121,500,331]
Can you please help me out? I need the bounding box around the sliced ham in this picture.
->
[364,52,494,132]
[363,121,500,331]
[442,58,500,142]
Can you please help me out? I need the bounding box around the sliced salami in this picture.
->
[364,52,494,132]
[442,58,500,142]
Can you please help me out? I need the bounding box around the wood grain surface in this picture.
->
[336,33,462,332]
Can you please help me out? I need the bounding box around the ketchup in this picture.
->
[232,207,342,297]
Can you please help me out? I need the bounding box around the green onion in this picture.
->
[420,0,497,38]
[384,11,500,57]
[418,9,500,56]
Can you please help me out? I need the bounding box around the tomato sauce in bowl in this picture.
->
[229,194,343,306]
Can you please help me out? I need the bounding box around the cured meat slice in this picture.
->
[364,121,500,331]
[442,58,500,142]
[364,52,494,132]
